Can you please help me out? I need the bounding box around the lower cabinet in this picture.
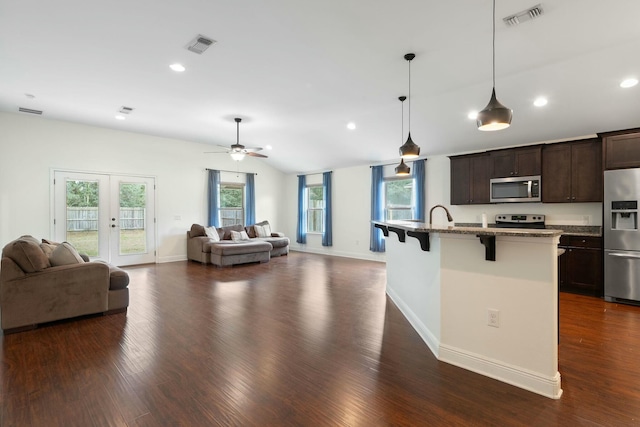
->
[558,235,603,296]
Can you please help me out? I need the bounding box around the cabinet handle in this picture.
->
[566,197,570,200]
[572,197,576,200]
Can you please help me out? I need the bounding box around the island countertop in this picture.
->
[374,220,563,238]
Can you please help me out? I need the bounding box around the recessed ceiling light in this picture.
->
[347,122,356,130]
[467,111,478,120]
[115,115,126,120]
[620,78,638,88]
[169,63,186,72]
[265,145,273,150]
[533,97,548,107]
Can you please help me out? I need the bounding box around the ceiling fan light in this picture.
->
[230,152,245,161]
[477,88,512,131]
[395,159,411,176]
[399,132,420,159]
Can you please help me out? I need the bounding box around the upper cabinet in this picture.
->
[490,146,541,178]
[601,129,640,170]
[542,139,602,203]
[450,153,491,205]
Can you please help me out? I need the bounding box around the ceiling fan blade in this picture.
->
[247,152,268,158]
[243,146,263,153]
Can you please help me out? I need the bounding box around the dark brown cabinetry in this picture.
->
[542,139,602,203]
[490,146,541,178]
[450,153,491,205]
[601,129,640,170]
[558,235,603,296]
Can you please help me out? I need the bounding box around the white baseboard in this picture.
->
[385,287,440,358]
[439,344,563,399]
[158,255,187,263]
[290,247,386,263]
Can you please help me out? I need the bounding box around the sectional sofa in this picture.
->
[187,221,289,267]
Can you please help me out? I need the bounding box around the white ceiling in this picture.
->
[1,0,639,174]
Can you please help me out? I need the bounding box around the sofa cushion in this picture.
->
[205,226,220,241]
[49,242,85,267]
[190,224,206,238]
[254,224,269,238]
[208,240,272,256]
[2,237,51,272]
[230,230,250,242]
[259,236,290,248]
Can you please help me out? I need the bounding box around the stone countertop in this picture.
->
[455,223,602,237]
[374,220,563,238]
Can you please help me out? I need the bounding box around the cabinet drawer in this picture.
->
[559,235,601,249]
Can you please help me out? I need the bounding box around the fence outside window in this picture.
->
[66,207,146,231]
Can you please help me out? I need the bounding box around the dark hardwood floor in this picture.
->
[2,252,640,426]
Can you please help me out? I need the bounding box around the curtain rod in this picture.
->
[370,158,426,168]
[297,171,332,177]
[206,168,257,175]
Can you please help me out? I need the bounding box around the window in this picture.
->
[384,178,414,221]
[220,183,244,226]
[307,185,324,233]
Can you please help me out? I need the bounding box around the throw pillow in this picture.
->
[230,230,250,242]
[205,226,220,242]
[254,224,269,238]
[3,237,50,272]
[262,222,272,237]
[49,242,85,267]
[190,224,206,237]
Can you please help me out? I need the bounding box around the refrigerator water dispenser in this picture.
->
[611,200,638,231]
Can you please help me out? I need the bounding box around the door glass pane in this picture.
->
[119,182,147,254]
[66,180,99,256]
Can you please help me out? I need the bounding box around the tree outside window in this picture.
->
[220,183,244,226]
[307,185,324,233]
[385,178,413,220]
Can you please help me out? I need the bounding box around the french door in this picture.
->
[53,171,156,266]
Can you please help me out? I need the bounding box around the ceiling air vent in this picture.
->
[186,35,216,54]
[119,106,135,114]
[503,4,544,26]
[18,107,43,115]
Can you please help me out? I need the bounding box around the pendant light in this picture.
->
[399,53,420,159]
[395,96,411,176]
[477,0,513,131]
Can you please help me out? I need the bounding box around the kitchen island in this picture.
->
[374,220,563,399]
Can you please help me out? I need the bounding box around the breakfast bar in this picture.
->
[375,220,563,399]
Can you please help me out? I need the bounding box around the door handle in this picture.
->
[608,252,640,259]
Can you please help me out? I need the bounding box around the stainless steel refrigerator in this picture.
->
[604,168,640,304]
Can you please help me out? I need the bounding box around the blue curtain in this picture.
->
[296,175,307,244]
[370,165,385,252]
[322,171,333,246]
[412,159,426,221]
[207,169,221,227]
[245,173,256,225]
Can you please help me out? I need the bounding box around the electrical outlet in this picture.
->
[488,309,500,328]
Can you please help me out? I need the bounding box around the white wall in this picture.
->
[0,112,285,262]
[283,165,386,262]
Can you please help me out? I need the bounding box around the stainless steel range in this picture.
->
[495,214,546,229]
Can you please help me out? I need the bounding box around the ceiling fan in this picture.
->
[205,117,267,161]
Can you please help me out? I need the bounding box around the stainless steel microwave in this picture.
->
[490,175,541,203]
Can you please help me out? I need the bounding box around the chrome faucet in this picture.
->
[429,205,453,227]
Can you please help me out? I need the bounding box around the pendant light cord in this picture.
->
[408,59,411,132]
[401,99,404,143]
[492,0,496,88]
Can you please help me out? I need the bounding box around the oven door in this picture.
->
[490,176,541,203]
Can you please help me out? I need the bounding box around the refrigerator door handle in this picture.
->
[607,252,640,259]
